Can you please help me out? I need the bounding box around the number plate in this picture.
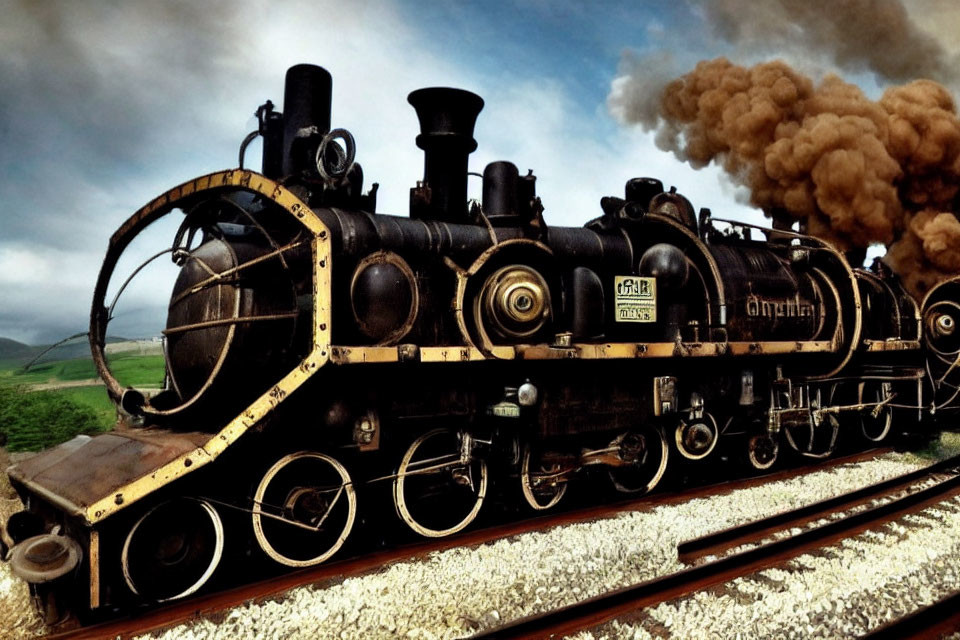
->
[614,276,656,323]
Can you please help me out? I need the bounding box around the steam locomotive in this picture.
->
[5,64,960,621]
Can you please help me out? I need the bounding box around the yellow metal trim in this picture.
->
[863,339,921,352]
[726,341,833,355]
[453,238,554,357]
[520,341,834,359]
[89,529,100,609]
[329,345,516,364]
[810,244,863,379]
[328,340,836,364]
[85,170,331,524]
[920,274,960,311]
[421,346,515,361]
[331,346,403,364]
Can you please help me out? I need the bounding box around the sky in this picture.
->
[2,0,959,344]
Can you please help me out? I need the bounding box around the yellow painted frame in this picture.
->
[85,170,331,524]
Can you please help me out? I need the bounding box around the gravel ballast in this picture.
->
[1,440,958,640]
[135,446,957,640]
[578,496,960,639]
[0,450,44,640]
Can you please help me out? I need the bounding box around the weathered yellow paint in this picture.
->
[420,346,516,361]
[89,529,100,609]
[330,346,405,364]
[518,340,835,359]
[85,170,331,524]
[327,340,838,364]
[329,345,516,364]
[864,339,921,352]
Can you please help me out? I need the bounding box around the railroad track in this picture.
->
[475,453,960,639]
[865,590,960,640]
[40,447,895,640]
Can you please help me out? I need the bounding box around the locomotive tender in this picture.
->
[5,63,959,619]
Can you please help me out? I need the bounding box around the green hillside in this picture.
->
[0,337,39,362]
[0,385,113,451]
[2,353,166,388]
[0,343,166,452]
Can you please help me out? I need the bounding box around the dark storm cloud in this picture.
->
[0,0,257,343]
[0,0,250,237]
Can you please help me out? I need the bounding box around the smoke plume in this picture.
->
[701,0,960,87]
[615,56,960,299]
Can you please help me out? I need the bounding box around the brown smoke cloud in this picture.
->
[640,58,960,299]
[701,0,959,86]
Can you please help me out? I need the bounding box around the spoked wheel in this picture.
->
[121,498,224,602]
[607,426,669,494]
[252,451,357,567]
[674,414,719,461]
[521,446,568,511]
[394,428,488,537]
[859,382,893,443]
[747,434,779,471]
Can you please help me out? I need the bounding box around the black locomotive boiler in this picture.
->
[5,63,960,619]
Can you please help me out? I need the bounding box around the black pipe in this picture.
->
[261,107,284,179]
[282,64,333,177]
[482,161,519,223]
[408,87,484,223]
[314,208,633,270]
[625,177,663,209]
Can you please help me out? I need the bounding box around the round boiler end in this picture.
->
[639,243,689,290]
[351,252,418,344]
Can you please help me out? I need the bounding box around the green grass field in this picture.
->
[0,353,166,451]
[49,386,117,425]
[0,353,166,388]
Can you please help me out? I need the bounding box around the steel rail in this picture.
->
[864,590,960,639]
[473,463,960,639]
[678,452,960,563]
[39,447,892,640]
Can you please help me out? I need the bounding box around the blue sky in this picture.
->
[1,0,956,344]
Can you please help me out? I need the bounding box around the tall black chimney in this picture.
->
[408,87,484,223]
[282,64,333,177]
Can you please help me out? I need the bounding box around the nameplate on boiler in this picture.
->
[614,276,656,323]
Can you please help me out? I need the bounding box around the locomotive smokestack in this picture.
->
[281,64,333,177]
[408,87,484,223]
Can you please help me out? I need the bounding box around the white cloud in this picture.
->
[0,246,57,286]
[0,0,773,344]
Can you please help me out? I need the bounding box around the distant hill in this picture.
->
[0,337,40,361]
[0,335,143,367]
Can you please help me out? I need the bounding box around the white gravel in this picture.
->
[577,496,960,639]
[0,451,44,640]
[2,438,958,640]
[133,446,955,640]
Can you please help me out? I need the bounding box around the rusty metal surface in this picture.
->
[8,430,209,519]
[80,170,333,524]
[708,243,823,342]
